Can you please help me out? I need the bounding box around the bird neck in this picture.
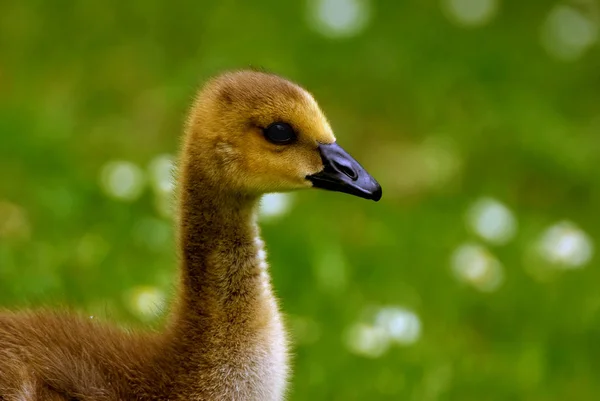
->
[172,160,277,336]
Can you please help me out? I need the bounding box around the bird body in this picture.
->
[0,70,381,400]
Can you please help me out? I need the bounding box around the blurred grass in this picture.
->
[1,0,600,400]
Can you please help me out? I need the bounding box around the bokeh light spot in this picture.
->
[345,323,390,358]
[442,0,499,27]
[100,161,146,202]
[467,197,517,245]
[541,5,598,61]
[451,243,504,292]
[259,193,293,221]
[345,306,422,358]
[126,286,166,320]
[537,221,593,268]
[148,154,175,195]
[308,0,370,38]
[374,307,422,345]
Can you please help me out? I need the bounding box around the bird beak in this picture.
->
[306,143,382,201]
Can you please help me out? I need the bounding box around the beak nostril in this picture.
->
[333,161,358,181]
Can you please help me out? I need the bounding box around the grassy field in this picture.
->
[1,1,599,399]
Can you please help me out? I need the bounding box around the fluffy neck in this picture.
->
[150,133,289,401]
[173,161,275,333]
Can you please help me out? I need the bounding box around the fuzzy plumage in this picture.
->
[0,70,337,400]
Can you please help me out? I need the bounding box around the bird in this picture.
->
[0,69,382,401]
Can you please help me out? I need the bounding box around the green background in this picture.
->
[1,1,599,400]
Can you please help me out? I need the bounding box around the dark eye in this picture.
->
[263,122,296,145]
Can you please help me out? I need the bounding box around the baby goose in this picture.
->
[0,70,381,400]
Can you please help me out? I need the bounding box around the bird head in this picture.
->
[184,70,381,201]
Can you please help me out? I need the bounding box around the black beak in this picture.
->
[306,143,382,201]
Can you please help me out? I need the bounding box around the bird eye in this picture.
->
[263,122,296,145]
